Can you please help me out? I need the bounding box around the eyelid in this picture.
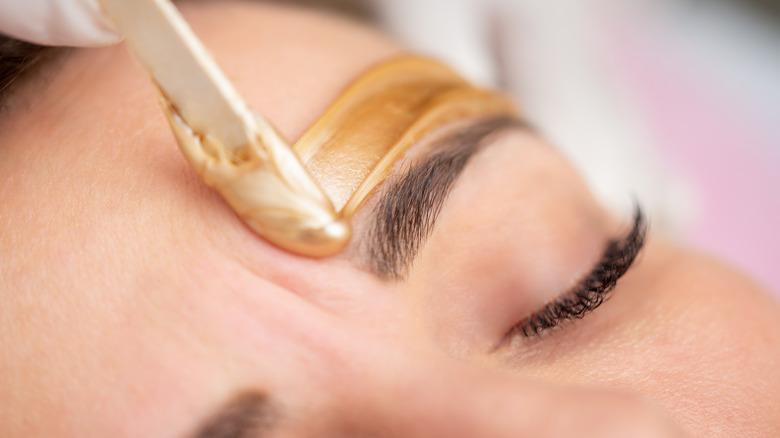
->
[501,207,647,344]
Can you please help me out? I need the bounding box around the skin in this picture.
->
[1,1,778,437]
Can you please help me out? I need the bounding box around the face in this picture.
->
[1,1,778,437]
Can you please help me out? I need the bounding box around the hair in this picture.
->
[0,36,60,111]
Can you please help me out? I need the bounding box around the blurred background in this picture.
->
[291,0,780,295]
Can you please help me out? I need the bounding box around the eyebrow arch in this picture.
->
[365,116,529,279]
[190,392,276,438]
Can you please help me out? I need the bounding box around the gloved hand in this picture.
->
[0,0,120,46]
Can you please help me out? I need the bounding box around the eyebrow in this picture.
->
[364,116,528,279]
[190,392,277,438]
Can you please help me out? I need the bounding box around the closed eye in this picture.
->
[507,207,647,340]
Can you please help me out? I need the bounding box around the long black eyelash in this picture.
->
[513,208,647,338]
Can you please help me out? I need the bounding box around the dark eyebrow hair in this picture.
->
[364,116,529,279]
[0,36,63,112]
[190,392,277,438]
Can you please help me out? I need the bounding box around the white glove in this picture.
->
[0,0,120,46]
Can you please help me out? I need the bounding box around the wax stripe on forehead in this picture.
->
[292,56,519,218]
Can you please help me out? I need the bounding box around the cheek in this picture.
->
[510,242,780,436]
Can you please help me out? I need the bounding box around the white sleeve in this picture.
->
[0,0,120,46]
[370,0,498,88]
[368,0,688,230]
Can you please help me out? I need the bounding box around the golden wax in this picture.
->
[294,56,519,218]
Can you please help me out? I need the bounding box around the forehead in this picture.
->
[3,1,400,142]
[0,2,402,436]
[174,1,400,139]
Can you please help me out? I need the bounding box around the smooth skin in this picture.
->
[0,2,778,437]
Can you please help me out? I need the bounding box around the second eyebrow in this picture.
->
[192,392,276,438]
[365,116,528,279]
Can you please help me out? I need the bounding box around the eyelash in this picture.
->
[510,207,647,338]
